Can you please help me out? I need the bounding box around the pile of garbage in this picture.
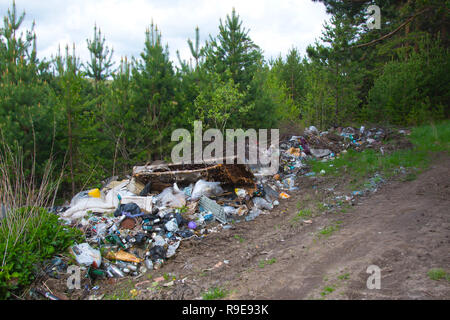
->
[260,125,386,190]
[52,162,266,281]
[49,125,388,282]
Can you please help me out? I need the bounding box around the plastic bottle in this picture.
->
[144,258,153,270]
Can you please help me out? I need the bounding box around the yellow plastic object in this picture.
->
[88,188,101,198]
[106,250,143,263]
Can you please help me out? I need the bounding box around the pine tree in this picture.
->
[203,8,263,90]
[0,1,53,174]
[271,48,306,109]
[103,57,136,175]
[306,13,362,127]
[132,23,179,161]
[85,24,115,85]
[53,44,84,195]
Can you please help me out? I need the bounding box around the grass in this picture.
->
[297,208,313,218]
[338,273,350,280]
[319,225,339,237]
[258,258,277,268]
[402,172,418,181]
[104,290,134,300]
[320,286,335,296]
[307,120,450,183]
[317,202,327,212]
[427,268,450,281]
[234,235,245,243]
[318,272,350,298]
[318,221,342,238]
[104,279,136,300]
[291,208,313,224]
[163,273,176,281]
[202,287,228,300]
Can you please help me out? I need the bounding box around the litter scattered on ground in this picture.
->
[39,125,395,299]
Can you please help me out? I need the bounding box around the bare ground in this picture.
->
[158,154,449,300]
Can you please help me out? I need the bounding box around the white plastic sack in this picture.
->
[191,180,224,201]
[62,180,153,220]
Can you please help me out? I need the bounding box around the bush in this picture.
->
[0,207,84,299]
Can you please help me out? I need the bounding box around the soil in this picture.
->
[40,153,450,300]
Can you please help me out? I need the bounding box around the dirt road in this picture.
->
[126,154,449,300]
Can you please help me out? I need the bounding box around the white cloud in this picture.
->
[1,0,329,67]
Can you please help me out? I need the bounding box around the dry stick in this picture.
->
[29,113,37,207]
[352,7,432,49]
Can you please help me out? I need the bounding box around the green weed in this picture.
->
[320,286,335,296]
[258,258,277,268]
[427,268,450,281]
[202,287,228,300]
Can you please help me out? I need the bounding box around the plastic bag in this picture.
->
[236,205,248,216]
[93,223,108,238]
[305,125,319,135]
[152,235,166,247]
[70,243,102,268]
[183,184,193,197]
[165,218,179,232]
[166,241,180,258]
[70,189,103,207]
[252,197,273,210]
[235,188,247,198]
[191,180,224,201]
[245,208,262,222]
[223,206,237,215]
[114,202,141,217]
[155,186,186,208]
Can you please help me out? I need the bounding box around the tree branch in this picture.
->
[352,7,432,49]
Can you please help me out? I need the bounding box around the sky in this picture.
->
[0,0,330,67]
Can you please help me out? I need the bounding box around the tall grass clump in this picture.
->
[0,136,83,299]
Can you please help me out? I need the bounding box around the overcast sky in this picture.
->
[1,0,329,67]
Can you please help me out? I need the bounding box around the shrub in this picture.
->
[0,207,84,299]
